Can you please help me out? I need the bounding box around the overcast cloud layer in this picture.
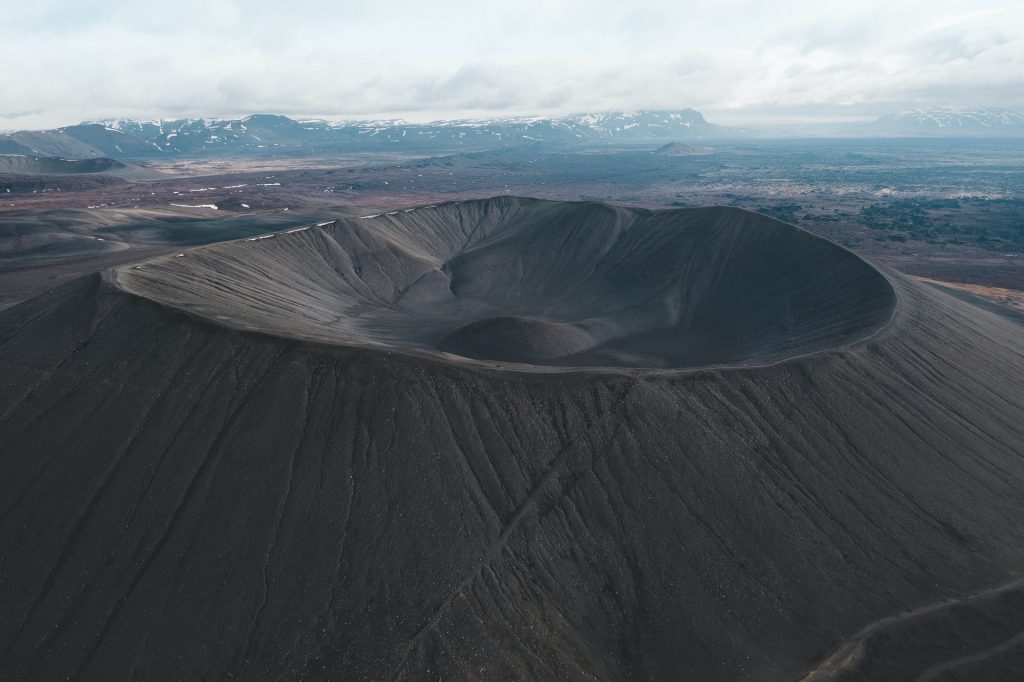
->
[2,0,1023,129]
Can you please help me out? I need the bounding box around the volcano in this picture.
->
[1,197,1023,681]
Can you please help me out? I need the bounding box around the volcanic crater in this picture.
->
[3,197,1024,682]
[113,197,896,369]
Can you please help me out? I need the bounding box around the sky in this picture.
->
[2,0,1022,130]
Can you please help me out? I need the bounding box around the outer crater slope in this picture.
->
[1,198,1024,682]
[114,198,896,369]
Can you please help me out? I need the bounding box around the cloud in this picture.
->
[1,0,1022,129]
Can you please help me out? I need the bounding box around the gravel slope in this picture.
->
[1,198,1023,681]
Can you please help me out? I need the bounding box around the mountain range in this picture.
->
[0,110,723,160]
[2,107,1022,161]
[871,107,1024,134]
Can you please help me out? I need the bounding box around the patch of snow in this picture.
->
[170,203,218,209]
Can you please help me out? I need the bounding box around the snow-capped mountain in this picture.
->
[872,107,1024,135]
[0,110,725,159]
[94,115,319,154]
[101,110,723,152]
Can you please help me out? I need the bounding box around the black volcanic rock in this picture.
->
[1,198,1024,681]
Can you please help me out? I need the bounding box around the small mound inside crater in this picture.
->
[438,316,596,364]
[114,197,897,370]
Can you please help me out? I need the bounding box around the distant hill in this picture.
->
[871,107,1024,136]
[0,110,730,159]
[0,124,164,159]
[0,154,162,180]
[0,173,128,195]
[0,140,36,156]
[653,142,708,155]
[0,155,123,175]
